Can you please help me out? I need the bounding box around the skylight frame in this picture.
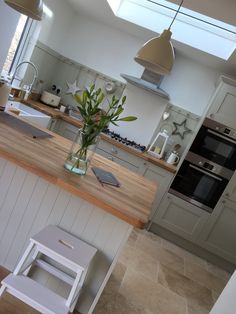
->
[107,0,236,60]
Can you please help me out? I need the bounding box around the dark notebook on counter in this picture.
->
[92,167,120,187]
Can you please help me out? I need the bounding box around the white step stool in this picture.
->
[0,225,97,314]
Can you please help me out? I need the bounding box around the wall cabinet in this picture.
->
[207,77,236,129]
[199,198,236,264]
[153,193,210,242]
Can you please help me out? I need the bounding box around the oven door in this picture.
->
[169,160,229,213]
[190,126,236,171]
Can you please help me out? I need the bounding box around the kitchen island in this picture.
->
[0,113,157,313]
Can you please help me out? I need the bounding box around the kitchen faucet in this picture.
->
[9,61,39,93]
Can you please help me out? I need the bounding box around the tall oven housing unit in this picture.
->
[169,118,236,213]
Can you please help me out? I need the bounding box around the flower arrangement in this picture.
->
[64,84,137,175]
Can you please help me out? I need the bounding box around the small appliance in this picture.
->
[40,91,61,108]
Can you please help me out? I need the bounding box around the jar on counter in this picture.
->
[0,79,11,109]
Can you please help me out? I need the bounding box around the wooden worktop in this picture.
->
[20,99,176,173]
[0,113,157,229]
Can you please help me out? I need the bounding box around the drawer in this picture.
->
[98,140,142,168]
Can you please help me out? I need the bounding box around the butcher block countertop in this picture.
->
[20,99,177,173]
[0,112,157,229]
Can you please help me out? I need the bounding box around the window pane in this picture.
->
[2,15,27,74]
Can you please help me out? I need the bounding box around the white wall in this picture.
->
[109,84,168,145]
[38,0,76,54]
[60,14,144,82]
[0,1,20,73]
[161,53,219,116]
[39,9,220,117]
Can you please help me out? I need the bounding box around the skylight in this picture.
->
[107,0,236,60]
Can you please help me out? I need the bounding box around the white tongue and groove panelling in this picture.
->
[0,157,132,314]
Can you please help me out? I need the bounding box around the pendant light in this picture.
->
[4,0,43,21]
[134,0,184,75]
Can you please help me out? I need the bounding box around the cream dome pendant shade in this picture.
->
[134,0,184,75]
[4,0,43,21]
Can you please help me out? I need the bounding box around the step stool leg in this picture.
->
[23,247,39,276]
[13,241,35,275]
[0,283,6,297]
[66,269,83,309]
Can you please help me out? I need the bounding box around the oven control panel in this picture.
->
[186,152,233,180]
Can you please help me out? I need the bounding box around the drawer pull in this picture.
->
[111,148,118,154]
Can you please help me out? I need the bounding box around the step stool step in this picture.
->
[2,274,69,314]
[32,225,97,270]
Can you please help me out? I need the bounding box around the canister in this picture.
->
[0,79,11,108]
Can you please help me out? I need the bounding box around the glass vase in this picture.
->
[64,126,100,175]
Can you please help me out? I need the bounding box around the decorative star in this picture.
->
[172,119,192,140]
[66,80,81,96]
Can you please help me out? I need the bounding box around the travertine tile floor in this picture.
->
[0,228,232,314]
[94,228,232,314]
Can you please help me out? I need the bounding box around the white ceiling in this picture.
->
[67,0,236,76]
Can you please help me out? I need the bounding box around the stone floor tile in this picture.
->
[162,239,208,269]
[206,262,232,281]
[158,264,214,311]
[127,228,139,246]
[127,247,159,282]
[118,243,136,266]
[185,261,229,294]
[104,262,127,294]
[93,291,153,314]
[135,236,184,274]
[119,268,187,314]
[187,301,211,314]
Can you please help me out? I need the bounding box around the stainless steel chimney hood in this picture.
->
[121,69,170,100]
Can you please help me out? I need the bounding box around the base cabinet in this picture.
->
[142,164,173,216]
[153,194,210,242]
[199,198,236,264]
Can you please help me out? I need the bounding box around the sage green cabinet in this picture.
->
[153,193,210,242]
[141,163,174,216]
[207,76,236,129]
[96,139,145,174]
[199,198,236,264]
[52,120,78,141]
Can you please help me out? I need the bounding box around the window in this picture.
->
[2,14,28,75]
[107,0,236,60]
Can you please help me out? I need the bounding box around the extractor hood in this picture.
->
[121,70,170,100]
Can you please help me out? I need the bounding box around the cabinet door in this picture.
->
[199,199,236,264]
[52,120,77,141]
[222,171,236,203]
[207,84,236,129]
[154,194,210,242]
[142,163,173,215]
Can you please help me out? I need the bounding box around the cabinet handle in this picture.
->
[111,148,118,154]
[210,114,215,119]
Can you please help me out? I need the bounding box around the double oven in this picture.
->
[169,118,236,213]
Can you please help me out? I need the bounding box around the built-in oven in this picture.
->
[190,118,236,171]
[169,152,233,213]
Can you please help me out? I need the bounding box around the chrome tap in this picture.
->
[10,61,39,93]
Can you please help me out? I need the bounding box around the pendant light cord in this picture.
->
[168,0,184,30]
